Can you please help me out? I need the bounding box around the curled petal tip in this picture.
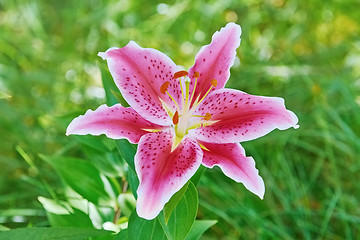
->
[288,110,300,129]
[97,52,107,60]
[200,142,265,200]
[258,186,265,200]
[255,173,265,199]
[135,207,155,220]
[127,40,140,47]
[65,121,76,136]
[98,47,119,60]
[250,172,265,200]
[225,22,242,36]
[66,118,80,136]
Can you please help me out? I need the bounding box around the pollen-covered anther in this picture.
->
[204,112,212,120]
[211,79,218,87]
[194,71,200,78]
[160,81,170,94]
[173,71,188,79]
[172,111,179,125]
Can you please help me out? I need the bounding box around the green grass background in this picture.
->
[1,0,359,239]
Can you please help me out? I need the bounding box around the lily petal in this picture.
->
[192,89,299,143]
[98,41,182,126]
[135,130,203,220]
[188,22,241,103]
[199,141,265,199]
[66,104,166,144]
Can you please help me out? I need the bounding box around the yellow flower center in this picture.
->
[160,71,217,150]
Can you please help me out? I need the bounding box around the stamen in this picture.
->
[199,142,210,151]
[204,113,212,120]
[185,79,190,110]
[187,119,219,131]
[191,112,212,120]
[189,73,199,106]
[166,91,180,112]
[179,78,184,108]
[171,135,183,151]
[173,71,188,79]
[211,79,217,87]
[142,128,162,133]
[159,98,173,116]
[193,80,216,107]
[189,79,218,115]
[160,81,170,94]
[172,111,179,125]
[160,81,180,112]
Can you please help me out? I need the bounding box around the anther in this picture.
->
[172,111,179,125]
[173,71,188,79]
[204,113,212,120]
[160,81,170,94]
[194,71,200,78]
[211,79,217,87]
[160,81,180,112]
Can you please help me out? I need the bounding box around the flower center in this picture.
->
[160,71,217,149]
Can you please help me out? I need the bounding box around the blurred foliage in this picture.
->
[0,0,360,239]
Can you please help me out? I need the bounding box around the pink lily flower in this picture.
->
[66,23,299,220]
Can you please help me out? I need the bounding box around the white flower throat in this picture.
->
[159,71,218,149]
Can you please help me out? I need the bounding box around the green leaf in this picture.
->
[127,211,167,240]
[38,191,93,228]
[73,135,110,153]
[190,165,206,186]
[99,61,129,107]
[41,155,111,205]
[185,220,217,240]
[118,193,136,218]
[116,139,137,171]
[38,196,72,215]
[163,181,190,224]
[127,167,139,199]
[0,91,11,99]
[158,182,198,240]
[82,146,125,178]
[110,89,130,107]
[99,62,121,106]
[0,225,9,231]
[46,209,94,228]
[0,227,113,240]
[114,229,128,240]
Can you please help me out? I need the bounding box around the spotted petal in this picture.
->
[199,141,265,198]
[98,41,182,126]
[188,22,241,103]
[66,104,166,144]
[191,89,299,143]
[135,130,203,220]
